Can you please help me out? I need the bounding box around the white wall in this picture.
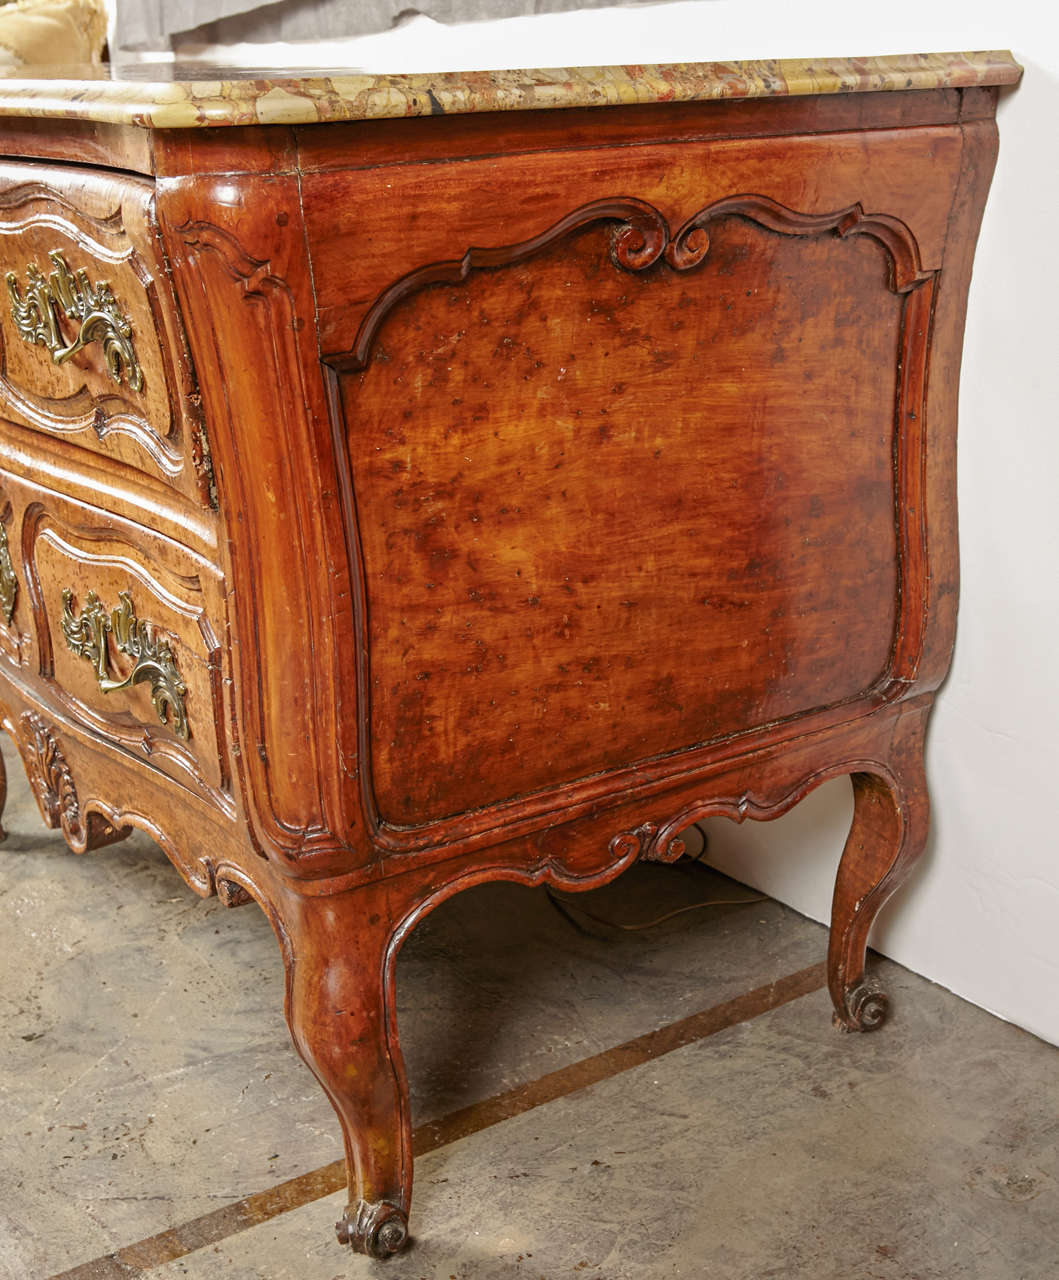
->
[704,21,1059,1048]
[406,1,1057,1046]
[153,1,1059,1045]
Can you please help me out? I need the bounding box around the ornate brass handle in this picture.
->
[5,250,143,391]
[0,520,16,625]
[61,588,189,739]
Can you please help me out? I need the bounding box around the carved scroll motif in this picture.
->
[22,708,81,836]
[609,821,687,864]
[60,588,189,739]
[337,194,934,374]
[5,250,143,391]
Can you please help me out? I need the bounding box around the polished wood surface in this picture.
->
[337,211,905,826]
[0,77,1009,1258]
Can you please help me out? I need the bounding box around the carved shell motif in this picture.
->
[17,711,125,851]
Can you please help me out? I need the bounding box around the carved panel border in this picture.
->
[323,194,936,857]
[326,193,933,376]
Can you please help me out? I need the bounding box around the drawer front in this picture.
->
[0,470,232,814]
[0,162,213,506]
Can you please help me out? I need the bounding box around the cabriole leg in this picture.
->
[275,879,414,1258]
[828,711,930,1032]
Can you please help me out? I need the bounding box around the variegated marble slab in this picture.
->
[0,50,1023,129]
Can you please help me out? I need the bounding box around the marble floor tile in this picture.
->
[148,967,1059,1280]
[4,731,1054,1280]
[0,742,820,1278]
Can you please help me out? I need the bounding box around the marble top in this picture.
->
[0,50,1022,129]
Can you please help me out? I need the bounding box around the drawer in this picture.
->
[0,470,233,814]
[0,162,213,507]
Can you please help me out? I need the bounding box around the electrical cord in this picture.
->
[544,884,765,934]
[543,822,764,934]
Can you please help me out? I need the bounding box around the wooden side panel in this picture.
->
[335,210,915,826]
[135,109,983,881]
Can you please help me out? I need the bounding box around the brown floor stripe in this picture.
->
[49,961,827,1279]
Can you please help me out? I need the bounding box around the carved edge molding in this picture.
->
[609,758,902,866]
[331,193,935,372]
[0,182,126,228]
[612,789,814,864]
[171,215,337,860]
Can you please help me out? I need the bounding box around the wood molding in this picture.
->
[158,181,361,874]
[329,194,934,373]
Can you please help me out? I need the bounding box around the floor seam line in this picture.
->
[46,959,827,1279]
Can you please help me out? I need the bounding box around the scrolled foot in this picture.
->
[336,1200,409,1258]
[834,983,890,1033]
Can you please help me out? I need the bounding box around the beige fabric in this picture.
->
[115,0,656,52]
[0,0,106,67]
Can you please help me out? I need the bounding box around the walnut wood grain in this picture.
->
[0,77,1011,1257]
[291,88,969,177]
[331,202,922,828]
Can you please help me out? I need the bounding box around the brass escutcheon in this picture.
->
[6,250,143,391]
[61,588,188,738]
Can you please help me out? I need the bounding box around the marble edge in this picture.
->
[0,50,1023,130]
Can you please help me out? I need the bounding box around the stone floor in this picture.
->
[1,740,1056,1280]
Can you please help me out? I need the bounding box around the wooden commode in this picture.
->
[0,52,1021,1257]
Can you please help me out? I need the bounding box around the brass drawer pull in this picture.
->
[5,250,143,391]
[0,521,16,624]
[60,588,188,738]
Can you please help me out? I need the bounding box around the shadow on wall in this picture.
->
[701,776,854,931]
